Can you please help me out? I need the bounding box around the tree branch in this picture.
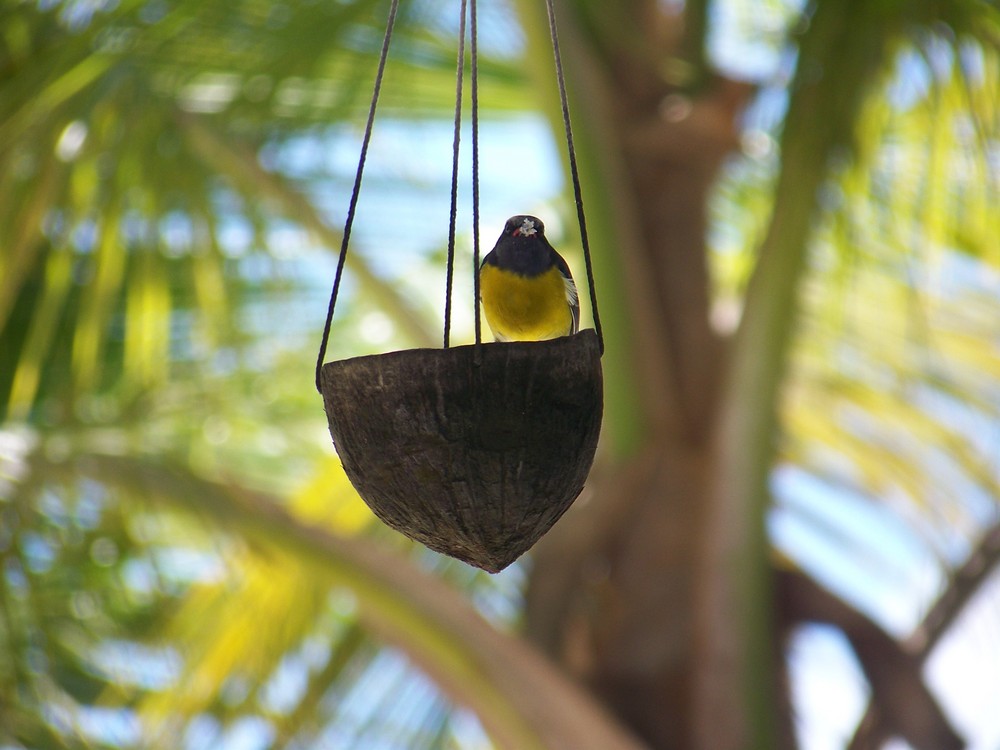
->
[777,569,964,750]
[846,521,1000,749]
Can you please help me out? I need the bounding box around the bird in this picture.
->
[479,215,579,342]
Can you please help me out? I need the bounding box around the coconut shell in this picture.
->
[319,330,603,572]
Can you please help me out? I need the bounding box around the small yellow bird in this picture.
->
[480,215,579,342]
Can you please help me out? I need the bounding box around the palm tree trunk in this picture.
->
[515,1,748,747]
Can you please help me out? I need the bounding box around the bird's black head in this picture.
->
[503,215,545,239]
[488,215,550,275]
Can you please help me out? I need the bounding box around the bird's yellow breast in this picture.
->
[480,264,574,342]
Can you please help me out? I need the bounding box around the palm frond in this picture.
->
[0,0,526,419]
[37,448,643,750]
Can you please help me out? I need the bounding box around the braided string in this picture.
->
[315,0,401,391]
[544,0,604,354]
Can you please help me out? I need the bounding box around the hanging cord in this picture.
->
[544,0,604,355]
[443,0,469,348]
[470,0,483,358]
[315,0,401,392]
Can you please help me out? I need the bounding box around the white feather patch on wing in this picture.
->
[564,275,580,333]
[563,275,578,308]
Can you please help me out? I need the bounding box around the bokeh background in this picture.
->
[1,0,998,749]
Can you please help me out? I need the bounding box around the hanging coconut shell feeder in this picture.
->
[320,332,602,572]
[314,0,604,572]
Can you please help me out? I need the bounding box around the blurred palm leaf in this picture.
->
[0,2,537,746]
[4,0,1000,748]
[0,0,527,419]
[776,29,1000,617]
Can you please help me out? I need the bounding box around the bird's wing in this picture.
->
[564,275,580,334]
[551,251,580,334]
